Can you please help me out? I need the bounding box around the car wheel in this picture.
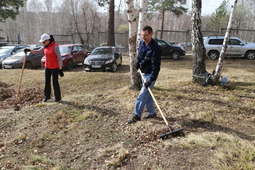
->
[171,51,180,60]
[245,51,255,59]
[112,62,118,72]
[208,51,219,60]
[67,60,74,71]
[25,61,33,69]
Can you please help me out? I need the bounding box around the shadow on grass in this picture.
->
[152,117,255,141]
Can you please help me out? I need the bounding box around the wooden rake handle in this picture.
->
[138,70,170,126]
[15,52,27,104]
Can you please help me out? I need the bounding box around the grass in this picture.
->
[98,143,129,167]
[164,132,255,169]
[0,56,255,169]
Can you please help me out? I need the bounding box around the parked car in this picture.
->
[156,39,186,60]
[41,44,89,70]
[83,46,122,72]
[2,46,44,69]
[204,36,255,60]
[0,45,27,68]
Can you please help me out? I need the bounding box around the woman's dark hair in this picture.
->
[49,34,55,42]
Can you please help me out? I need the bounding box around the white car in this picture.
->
[0,45,27,67]
[204,36,255,60]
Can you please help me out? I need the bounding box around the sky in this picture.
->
[28,0,228,16]
[185,0,228,16]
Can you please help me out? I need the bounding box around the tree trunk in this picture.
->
[212,0,238,82]
[191,0,207,80]
[137,0,148,43]
[160,8,165,40]
[107,0,115,46]
[126,0,140,90]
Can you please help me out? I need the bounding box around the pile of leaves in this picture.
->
[0,81,43,109]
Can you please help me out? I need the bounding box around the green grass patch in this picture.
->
[165,132,255,169]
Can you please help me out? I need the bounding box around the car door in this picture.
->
[228,38,243,57]
[157,40,171,56]
[77,45,86,63]
[33,53,45,67]
[71,46,79,64]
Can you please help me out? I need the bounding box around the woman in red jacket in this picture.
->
[25,33,64,102]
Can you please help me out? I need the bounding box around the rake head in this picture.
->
[159,128,184,139]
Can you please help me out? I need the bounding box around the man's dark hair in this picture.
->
[142,26,153,34]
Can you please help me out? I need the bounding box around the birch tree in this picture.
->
[211,0,238,83]
[126,0,140,89]
[191,0,207,81]
[137,0,148,43]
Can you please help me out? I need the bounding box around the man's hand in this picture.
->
[59,69,64,77]
[24,49,31,53]
[144,81,152,88]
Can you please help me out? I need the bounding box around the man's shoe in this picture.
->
[128,115,141,124]
[143,113,157,119]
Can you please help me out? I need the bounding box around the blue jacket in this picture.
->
[136,38,162,82]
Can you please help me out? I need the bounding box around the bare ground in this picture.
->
[0,55,254,169]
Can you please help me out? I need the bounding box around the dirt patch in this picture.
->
[0,81,44,109]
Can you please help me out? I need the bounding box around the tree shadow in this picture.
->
[152,117,255,141]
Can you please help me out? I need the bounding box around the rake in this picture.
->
[138,70,184,138]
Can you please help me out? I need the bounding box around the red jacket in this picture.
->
[44,42,59,69]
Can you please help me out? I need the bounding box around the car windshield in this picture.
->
[11,49,27,58]
[60,46,71,54]
[91,48,114,55]
[0,47,14,54]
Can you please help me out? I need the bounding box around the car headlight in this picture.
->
[105,59,114,64]
[84,59,90,65]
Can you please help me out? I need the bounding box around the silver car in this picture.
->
[0,45,27,67]
[204,36,255,60]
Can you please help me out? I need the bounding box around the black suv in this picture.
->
[156,39,186,60]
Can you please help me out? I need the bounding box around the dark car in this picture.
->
[41,44,89,70]
[156,39,186,60]
[83,46,122,72]
[2,46,44,69]
[0,45,27,68]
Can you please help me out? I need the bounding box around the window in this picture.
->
[72,46,78,53]
[208,39,224,45]
[158,40,168,46]
[77,45,84,51]
[229,39,241,45]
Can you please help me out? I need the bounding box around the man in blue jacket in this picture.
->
[128,26,162,124]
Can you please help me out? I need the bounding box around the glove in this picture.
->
[24,49,31,53]
[144,81,152,88]
[59,69,64,77]
[135,62,140,70]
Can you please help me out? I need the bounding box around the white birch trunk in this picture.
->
[213,0,238,82]
[126,0,140,89]
[137,0,148,44]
